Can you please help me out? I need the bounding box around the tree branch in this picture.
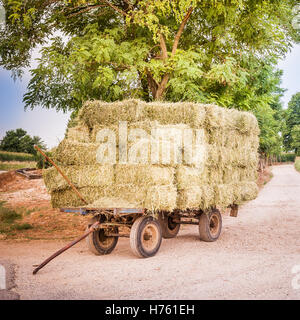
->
[159,33,168,60]
[64,4,107,18]
[103,0,128,17]
[171,7,193,56]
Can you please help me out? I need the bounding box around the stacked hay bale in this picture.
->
[43,99,259,211]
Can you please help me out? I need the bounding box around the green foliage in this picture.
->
[0,128,46,154]
[251,67,286,157]
[0,201,33,234]
[0,201,22,223]
[1,0,299,158]
[284,92,300,154]
[35,151,53,169]
[14,223,33,230]
[1,0,299,106]
[295,159,300,172]
[291,125,300,156]
[278,153,296,163]
[0,150,35,162]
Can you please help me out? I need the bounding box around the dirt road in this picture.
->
[0,164,299,300]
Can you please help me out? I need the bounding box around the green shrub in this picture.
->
[35,151,53,169]
[0,202,33,234]
[0,202,22,223]
[295,159,300,173]
[13,223,33,230]
[278,153,296,163]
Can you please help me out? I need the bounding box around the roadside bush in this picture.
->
[295,159,300,173]
[35,151,53,169]
[0,202,33,234]
[278,153,296,163]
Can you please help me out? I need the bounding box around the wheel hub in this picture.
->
[141,225,158,251]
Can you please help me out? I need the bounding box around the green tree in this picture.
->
[0,0,299,111]
[283,92,300,154]
[291,125,300,155]
[0,129,47,154]
[251,66,285,157]
[1,0,299,158]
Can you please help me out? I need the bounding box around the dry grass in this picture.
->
[0,161,36,171]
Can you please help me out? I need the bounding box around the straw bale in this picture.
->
[176,165,209,189]
[66,125,91,143]
[115,164,174,186]
[43,164,114,192]
[47,99,260,212]
[80,99,206,129]
[177,186,202,210]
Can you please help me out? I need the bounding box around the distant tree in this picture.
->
[283,92,300,154]
[291,125,300,156]
[0,128,46,154]
[252,68,286,157]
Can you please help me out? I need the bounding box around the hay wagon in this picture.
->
[60,205,228,258]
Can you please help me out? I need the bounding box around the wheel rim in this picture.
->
[209,214,220,237]
[98,229,115,249]
[141,224,159,251]
[167,216,178,231]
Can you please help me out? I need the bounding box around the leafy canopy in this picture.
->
[0,0,299,156]
[283,92,300,155]
[1,0,299,108]
[0,128,46,154]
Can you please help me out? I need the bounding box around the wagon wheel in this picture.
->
[158,212,180,239]
[130,216,162,258]
[86,217,118,255]
[198,208,222,242]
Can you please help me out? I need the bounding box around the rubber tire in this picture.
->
[158,212,180,239]
[198,209,222,242]
[130,216,162,258]
[86,218,118,255]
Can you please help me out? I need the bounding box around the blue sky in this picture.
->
[0,44,300,149]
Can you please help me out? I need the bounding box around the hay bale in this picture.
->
[176,165,209,189]
[205,104,259,135]
[50,184,177,210]
[215,184,235,208]
[80,99,206,129]
[43,164,114,192]
[46,99,260,212]
[201,184,215,210]
[177,186,203,210]
[50,185,146,208]
[66,125,90,143]
[144,185,177,211]
[115,164,174,186]
[239,181,259,202]
[208,166,224,184]
[54,140,100,166]
[89,197,140,208]
[223,166,241,184]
